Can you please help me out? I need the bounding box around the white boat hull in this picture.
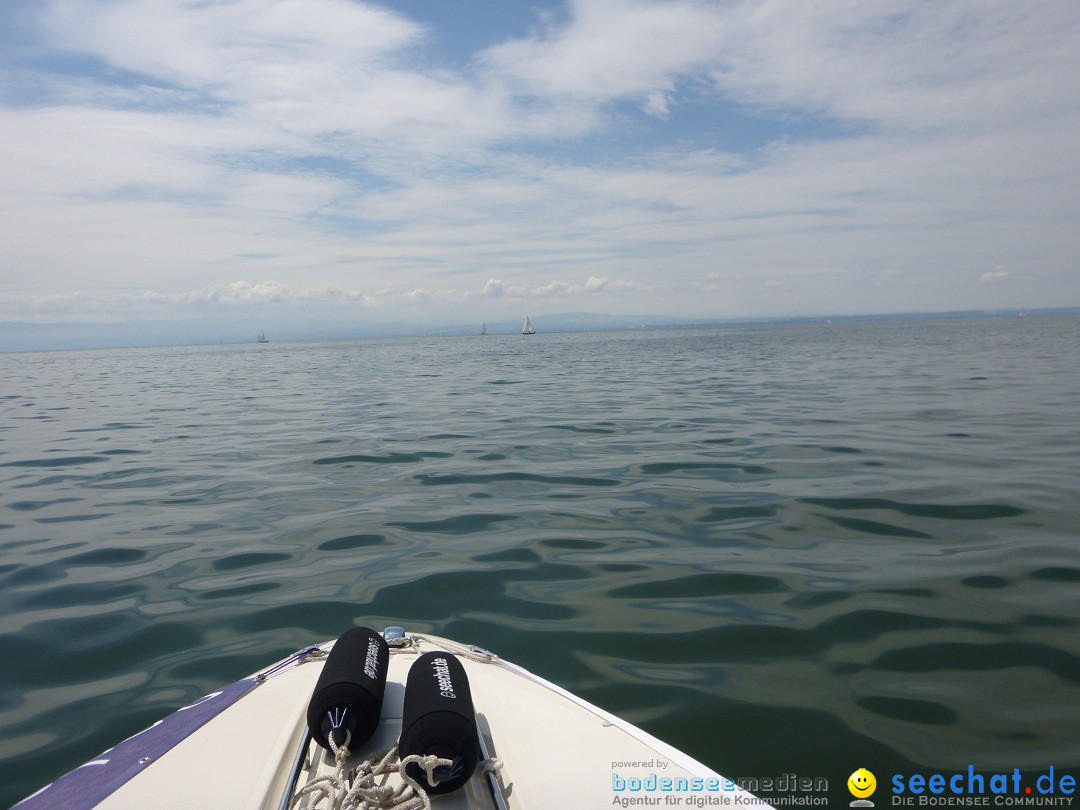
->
[19,630,770,809]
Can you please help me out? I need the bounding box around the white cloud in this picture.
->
[131,279,372,307]
[31,0,524,158]
[42,0,421,95]
[483,0,723,103]
[696,0,1078,133]
[642,91,670,119]
[531,280,576,297]
[481,0,1080,138]
[1,272,669,321]
[2,0,1079,331]
[979,270,1012,284]
[0,278,501,321]
[584,276,653,293]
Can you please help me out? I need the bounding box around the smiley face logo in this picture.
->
[848,768,877,799]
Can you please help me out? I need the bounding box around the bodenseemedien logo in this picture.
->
[849,768,878,807]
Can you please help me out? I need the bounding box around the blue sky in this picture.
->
[1,0,1078,334]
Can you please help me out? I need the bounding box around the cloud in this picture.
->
[0,290,94,319]
[642,91,670,119]
[27,0,521,160]
[584,276,652,293]
[163,280,490,307]
[701,0,1080,133]
[531,280,575,297]
[2,0,1079,330]
[41,0,422,99]
[5,273,643,321]
[400,286,473,303]
[979,270,1012,284]
[478,0,1080,139]
[130,280,371,307]
[482,0,723,104]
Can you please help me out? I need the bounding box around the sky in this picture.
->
[1,0,1079,338]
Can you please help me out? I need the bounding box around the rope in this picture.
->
[256,647,326,683]
[387,634,497,665]
[289,742,459,810]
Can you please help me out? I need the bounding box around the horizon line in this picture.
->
[2,306,1073,354]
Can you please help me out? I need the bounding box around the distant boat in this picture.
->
[522,316,535,335]
[1018,308,1026,319]
[257,330,269,343]
[480,322,487,335]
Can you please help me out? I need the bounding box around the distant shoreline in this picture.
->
[2,307,1076,353]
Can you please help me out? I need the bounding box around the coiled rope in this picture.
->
[290,733,454,810]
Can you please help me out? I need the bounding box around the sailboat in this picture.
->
[480,322,487,335]
[522,316,535,335]
[256,330,269,343]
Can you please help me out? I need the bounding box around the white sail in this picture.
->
[522,316,535,334]
[480,322,487,335]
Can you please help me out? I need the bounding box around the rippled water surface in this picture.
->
[2,318,1078,806]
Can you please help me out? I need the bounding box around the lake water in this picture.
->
[1,317,1078,807]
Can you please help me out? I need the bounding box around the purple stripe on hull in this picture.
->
[15,678,257,809]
